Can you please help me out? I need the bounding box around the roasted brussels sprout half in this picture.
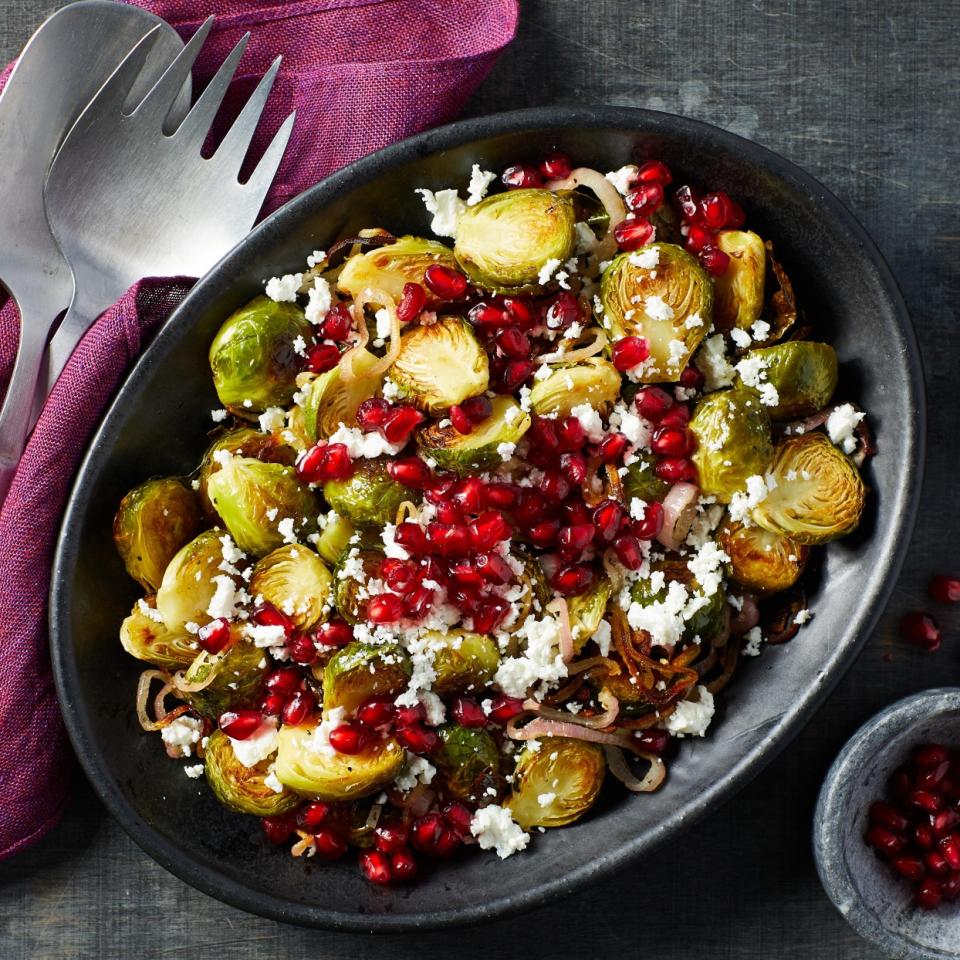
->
[435,723,502,804]
[332,548,384,623]
[430,631,501,696]
[454,188,576,292]
[180,637,268,718]
[113,477,202,591]
[209,295,313,415]
[155,529,226,631]
[322,458,416,528]
[689,389,772,502]
[528,358,621,418]
[390,316,489,413]
[298,351,386,443]
[316,513,357,565]
[275,724,406,801]
[630,559,728,645]
[338,235,458,305]
[321,641,411,715]
[417,395,530,474]
[752,432,865,544]
[206,456,318,557]
[622,458,670,504]
[119,598,197,670]
[567,577,613,654]
[713,230,765,333]
[506,738,605,830]
[737,341,838,419]
[249,545,332,631]
[599,243,712,381]
[717,518,809,594]
[204,729,299,816]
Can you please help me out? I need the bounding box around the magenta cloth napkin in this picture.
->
[0,0,517,860]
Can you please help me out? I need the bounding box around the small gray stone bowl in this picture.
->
[815,688,960,959]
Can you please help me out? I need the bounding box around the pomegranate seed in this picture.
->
[915,822,937,850]
[927,850,952,877]
[396,703,426,726]
[458,399,491,428]
[359,849,392,884]
[450,477,485,514]
[472,598,510,634]
[674,184,701,220]
[611,335,650,372]
[700,192,734,230]
[558,523,595,559]
[544,291,580,330]
[396,282,427,323]
[552,563,594,595]
[296,444,328,482]
[322,303,354,341]
[633,502,664,540]
[684,223,714,254]
[265,667,301,697]
[411,813,445,852]
[305,342,341,374]
[636,160,672,185]
[560,452,588,486]
[497,326,531,359]
[281,691,313,726]
[424,263,467,299]
[381,558,418,594]
[918,763,951,790]
[539,152,572,180]
[427,522,470,556]
[636,386,675,421]
[313,620,353,648]
[449,404,473,435]
[468,511,511,550]
[357,696,397,729]
[655,457,698,484]
[634,728,671,754]
[869,801,909,833]
[699,245,731,276]
[328,722,371,754]
[452,696,487,728]
[449,560,483,588]
[485,482,521,509]
[625,182,664,216]
[197,617,231,654]
[475,551,513,584]
[435,501,463,525]
[503,297,535,328]
[373,821,410,853]
[469,301,510,329]
[297,801,331,831]
[929,575,960,604]
[488,695,526,724]
[552,418,584,453]
[390,849,418,881]
[934,810,960,836]
[679,365,705,390]
[288,632,318,664]
[909,789,943,814]
[598,432,629,464]
[613,216,655,251]
[941,834,960,869]
[442,801,473,835]
[397,723,439,754]
[356,397,392,430]
[652,425,693,457]
[593,499,626,543]
[562,499,593,525]
[892,854,925,881]
[382,405,425,444]
[433,827,462,857]
[900,612,942,652]
[865,826,906,857]
[367,593,404,624]
[502,164,542,189]
[395,521,429,554]
[500,359,535,391]
[388,456,433,489]
[888,765,912,800]
[530,518,561,547]
[916,878,943,910]
[659,405,691,428]
[529,415,561,451]
[613,535,644,570]
[218,709,263,740]
[405,587,435,624]
[538,471,570,503]
[261,813,296,845]
[298,442,353,482]
[261,692,285,715]
[313,828,348,861]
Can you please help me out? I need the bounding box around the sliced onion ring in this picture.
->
[545,167,627,263]
[604,744,666,793]
[656,481,700,551]
[339,287,400,383]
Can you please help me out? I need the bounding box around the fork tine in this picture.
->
[173,31,249,141]
[88,25,164,116]
[213,55,282,175]
[243,109,295,200]
[132,16,214,130]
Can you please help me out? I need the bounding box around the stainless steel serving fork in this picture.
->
[0,16,294,500]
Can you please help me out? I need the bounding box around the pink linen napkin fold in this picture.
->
[0,0,517,860]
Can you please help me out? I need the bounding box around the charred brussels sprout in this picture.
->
[209,296,312,415]
[599,243,712,382]
[529,358,621,418]
[249,545,332,631]
[713,230,766,333]
[717,518,809,594]
[181,638,268,718]
[206,456,318,557]
[204,729,298,816]
[155,529,226,631]
[321,641,411,715]
[737,342,838,419]
[298,351,386,443]
[454,188,576,292]
[435,724,502,804]
[689,389,772,502]
[333,549,384,623]
[390,316,489,413]
[338,235,458,305]
[322,458,415,528]
[417,395,530,474]
[275,724,406,801]
[316,513,356,565]
[430,632,501,696]
[113,477,202,591]
[507,738,605,829]
[622,458,670,504]
[120,598,197,670]
[752,432,865,544]
[567,577,613,654]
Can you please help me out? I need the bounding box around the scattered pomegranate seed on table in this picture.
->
[929,575,960,604]
[899,612,942,652]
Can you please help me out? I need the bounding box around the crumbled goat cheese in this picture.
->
[210,408,228,423]
[292,335,307,357]
[628,246,660,270]
[137,599,165,623]
[537,257,562,285]
[470,804,530,859]
[742,626,763,657]
[161,716,202,756]
[730,327,752,349]
[569,402,605,442]
[375,307,392,341]
[206,575,239,620]
[735,354,780,407]
[593,618,612,657]
[826,403,865,454]
[230,719,279,768]
[306,249,326,268]
[686,539,729,597]
[415,187,465,239]
[608,401,651,448]
[278,517,298,544]
[794,608,814,625]
[537,792,557,808]
[751,319,771,342]
[644,294,675,322]
[626,579,690,651]
[245,623,288,648]
[327,422,405,459]
[695,334,735,391]
[605,165,638,196]
[504,404,522,425]
[264,768,284,793]
[497,441,517,462]
[684,311,703,329]
[381,378,400,400]
[305,707,346,757]
[466,164,497,205]
[265,273,302,302]
[305,276,332,325]
[395,753,437,792]
[494,614,567,696]
[664,685,715,737]
[728,474,773,523]
[667,338,687,368]
[184,763,205,779]
[258,406,286,433]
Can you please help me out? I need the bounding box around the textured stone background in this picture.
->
[1,1,958,957]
